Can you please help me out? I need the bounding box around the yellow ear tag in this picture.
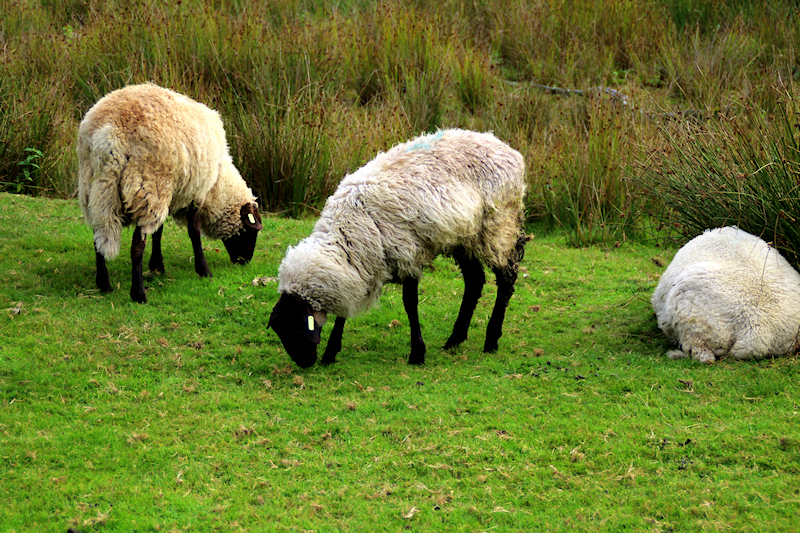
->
[247,213,256,224]
[307,315,315,331]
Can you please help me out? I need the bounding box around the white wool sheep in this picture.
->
[269,129,527,368]
[651,226,800,363]
[77,83,262,303]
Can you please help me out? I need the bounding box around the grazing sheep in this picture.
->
[77,83,262,303]
[269,129,527,368]
[651,226,800,363]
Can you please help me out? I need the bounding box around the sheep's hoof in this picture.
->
[96,275,113,293]
[666,349,687,360]
[149,257,165,274]
[195,262,212,278]
[690,348,715,364]
[130,290,147,304]
[483,340,499,353]
[443,334,467,350]
[320,356,336,366]
[408,351,425,365]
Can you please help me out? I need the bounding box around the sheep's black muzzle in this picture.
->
[285,346,318,369]
[269,293,324,369]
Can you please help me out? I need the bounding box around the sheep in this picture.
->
[77,83,263,303]
[268,129,527,368]
[651,226,800,363]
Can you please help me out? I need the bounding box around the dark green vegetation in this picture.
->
[639,98,800,269]
[3,0,800,244]
[2,194,799,532]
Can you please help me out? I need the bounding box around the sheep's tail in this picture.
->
[77,127,126,260]
[87,174,125,260]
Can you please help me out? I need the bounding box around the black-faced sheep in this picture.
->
[268,129,527,368]
[77,83,262,303]
[652,226,800,363]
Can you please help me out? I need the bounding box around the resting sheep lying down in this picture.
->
[77,83,262,303]
[269,129,527,367]
[652,226,800,363]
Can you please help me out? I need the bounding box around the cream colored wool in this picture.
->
[77,83,257,259]
[278,129,526,319]
[652,226,800,363]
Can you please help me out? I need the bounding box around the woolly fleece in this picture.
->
[652,226,800,362]
[77,83,257,259]
[278,129,526,318]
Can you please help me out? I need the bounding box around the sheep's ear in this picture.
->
[305,311,326,345]
[312,311,328,327]
[241,203,263,231]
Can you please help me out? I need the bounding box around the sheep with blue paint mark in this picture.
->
[268,129,527,368]
[77,83,262,303]
[652,226,800,363]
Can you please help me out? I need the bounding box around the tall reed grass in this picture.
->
[1,0,799,244]
[636,90,800,267]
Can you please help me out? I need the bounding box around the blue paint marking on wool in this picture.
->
[405,130,445,152]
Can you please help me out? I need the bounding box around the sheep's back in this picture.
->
[78,83,227,233]
[323,129,525,275]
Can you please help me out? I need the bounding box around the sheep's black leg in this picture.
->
[484,235,526,353]
[403,277,426,365]
[148,224,165,274]
[321,316,346,366]
[94,242,112,293]
[187,203,211,278]
[444,249,485,350]
[130,226,148,303]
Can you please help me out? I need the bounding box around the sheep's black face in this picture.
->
[268,293,324,369]
[223,203,263,264]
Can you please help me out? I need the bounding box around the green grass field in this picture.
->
[2,193,798,532]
